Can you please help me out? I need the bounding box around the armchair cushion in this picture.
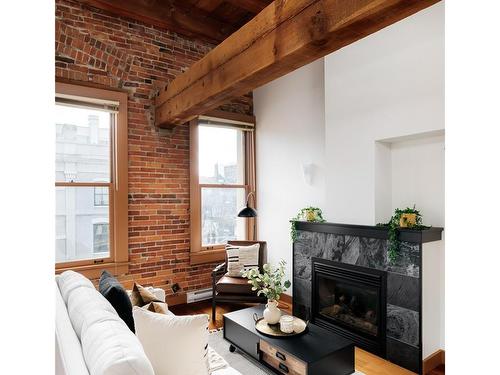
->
[216,275,255,295]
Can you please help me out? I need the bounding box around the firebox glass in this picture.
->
[317,275,379,337]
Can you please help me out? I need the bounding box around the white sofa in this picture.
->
[55,272,241,375]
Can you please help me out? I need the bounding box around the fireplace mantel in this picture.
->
[294,221,443,244]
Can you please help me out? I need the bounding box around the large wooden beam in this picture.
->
[77,0,237,43]
[155,0,440,127]
[226,0,271,14]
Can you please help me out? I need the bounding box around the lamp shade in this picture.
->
[237,205,257,217]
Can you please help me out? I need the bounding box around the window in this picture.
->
[55,82,128,277]
[190,113,256,265]
[94,187,109,206]
[93,222,109,254]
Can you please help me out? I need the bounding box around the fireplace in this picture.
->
[311,258,387,357]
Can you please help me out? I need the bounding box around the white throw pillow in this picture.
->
[133,306,209,375]
[226,243,260,277]
[57,270,95,304]
[81,310,154,375]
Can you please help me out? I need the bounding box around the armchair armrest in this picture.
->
[212,262,226,276]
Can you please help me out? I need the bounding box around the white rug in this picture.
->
[208,329,364,375]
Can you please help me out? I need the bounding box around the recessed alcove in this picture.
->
[375,129,445,225]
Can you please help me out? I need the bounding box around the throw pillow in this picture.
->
[81,309,154,375]
[130,282,162,307]
[133,307,209,375]
[225,243,260,277]
[143,301,169,314]
[99,270,135,332]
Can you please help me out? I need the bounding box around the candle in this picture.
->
[279,315,294,333]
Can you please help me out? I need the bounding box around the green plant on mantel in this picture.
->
[377,205,430,263]
[290,207,326,242]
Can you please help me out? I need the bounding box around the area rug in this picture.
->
[208,329,365,375]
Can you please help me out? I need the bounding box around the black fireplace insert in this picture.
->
[311,258,387,357]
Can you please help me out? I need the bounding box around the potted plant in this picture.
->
[242,260,291,324]
[377,205,429,263]
[290,206,326,242]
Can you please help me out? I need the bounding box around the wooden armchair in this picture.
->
[211,240,267,321]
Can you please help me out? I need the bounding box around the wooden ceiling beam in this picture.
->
[77,0,237,43]
[155,0,441,127]
[225,0,271,14]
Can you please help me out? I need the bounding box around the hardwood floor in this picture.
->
[170,300,445,375]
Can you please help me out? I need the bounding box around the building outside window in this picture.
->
[93,221,109,254]
[94,186,109,206]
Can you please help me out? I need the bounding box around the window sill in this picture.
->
[55,261,129,279]
[190,249,225,265]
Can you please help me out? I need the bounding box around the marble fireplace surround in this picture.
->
[292,222,443,374]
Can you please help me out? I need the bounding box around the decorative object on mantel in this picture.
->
[290,206,326,242]
[377,205,430,263]
[242,260,291,324]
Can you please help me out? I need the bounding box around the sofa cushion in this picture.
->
[216,275,254,295]
[81,311,154,375]
[57,270,95,304]
[225,243,260,277]
[67,285,118,339]
[130,283,162,307]
[55,281,90,375]
[133,307,209,375]
[99,270,135,332]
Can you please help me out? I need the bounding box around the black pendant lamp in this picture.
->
[237,192,257,218]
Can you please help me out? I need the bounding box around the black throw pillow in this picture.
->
[99,270,135,332]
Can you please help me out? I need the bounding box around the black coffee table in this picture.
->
[223,305,355,375]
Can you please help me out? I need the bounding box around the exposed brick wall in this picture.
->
[55,0,252,297]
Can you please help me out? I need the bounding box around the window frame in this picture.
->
[189,111,256,265]
[55,81,128,278]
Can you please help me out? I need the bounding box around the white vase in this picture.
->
[263,299,281,324]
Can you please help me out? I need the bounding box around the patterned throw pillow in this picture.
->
[133,307,209,375]
[226,243,260,277]
[143,301,169,314]
[130,282,162,307]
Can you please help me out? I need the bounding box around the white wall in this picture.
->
[254,59,326,286]
[324,2,444,224]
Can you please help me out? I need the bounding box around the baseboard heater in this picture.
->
[186,288,212,303]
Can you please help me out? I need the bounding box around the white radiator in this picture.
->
[186,288,212,303]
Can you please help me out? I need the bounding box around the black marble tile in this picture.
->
[310,232,327,259]
[322,233,345,261]
[386,337,420,374]
[387,241,420,278]
[293,247,311,280]
[293,277,311,308]
[386,304,419,347]
[387,273,419,311]
[356,237,388,271]
[294,230,312,253]
[341,235,360,264]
